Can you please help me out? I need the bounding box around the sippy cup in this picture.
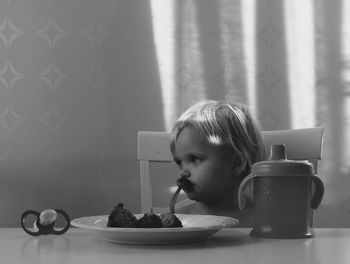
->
[238,144,324,238]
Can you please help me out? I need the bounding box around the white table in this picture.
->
[1,228,349,264]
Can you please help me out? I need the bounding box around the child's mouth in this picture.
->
[176,178,194,192]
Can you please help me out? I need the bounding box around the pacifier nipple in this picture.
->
[39,209,57,225]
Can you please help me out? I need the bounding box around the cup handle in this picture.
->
[310,175,324,209]
[237,174,255,210]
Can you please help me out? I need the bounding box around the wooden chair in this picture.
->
[138,127,324,220]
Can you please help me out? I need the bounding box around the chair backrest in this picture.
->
[138,127,324,214]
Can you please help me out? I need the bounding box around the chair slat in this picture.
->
[138,131,173,161]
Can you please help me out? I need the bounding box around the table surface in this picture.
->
[1,228,349,264]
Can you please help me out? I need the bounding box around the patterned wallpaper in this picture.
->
[0,0,167,226]
[1,0,349,227]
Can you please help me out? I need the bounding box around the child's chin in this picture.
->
[185,191,197,200]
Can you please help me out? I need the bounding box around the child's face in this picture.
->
[173,126,236,204]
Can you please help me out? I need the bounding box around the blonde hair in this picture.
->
[170,100,265,183]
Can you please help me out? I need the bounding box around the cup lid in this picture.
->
[251,144,314,176]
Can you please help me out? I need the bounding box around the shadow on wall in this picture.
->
[97,0,165,213]
[0,158,99,227]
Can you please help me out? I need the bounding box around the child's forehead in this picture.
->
[176,126,206,145]
[174,126,235,157]
[175,127,224,152]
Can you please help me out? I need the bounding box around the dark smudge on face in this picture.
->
[177,177,195,192]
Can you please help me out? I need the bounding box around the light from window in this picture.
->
[284,0,316,128]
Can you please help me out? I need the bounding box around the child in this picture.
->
[170,100,265,226]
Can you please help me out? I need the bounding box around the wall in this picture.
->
[0,0,166,226]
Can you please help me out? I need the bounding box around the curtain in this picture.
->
[150,0,350,226]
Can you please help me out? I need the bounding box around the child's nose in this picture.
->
[180,167,190,178]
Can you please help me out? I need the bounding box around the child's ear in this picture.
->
[231,158,246,175]
[232,166,242,175]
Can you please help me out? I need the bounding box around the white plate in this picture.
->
[71,214,239,245]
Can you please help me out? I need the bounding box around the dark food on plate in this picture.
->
[133,213,163,228]
[107,203,183,228]
[160,212,183,227]
[107,203,137,227]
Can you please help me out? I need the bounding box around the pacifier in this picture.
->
[21,209,70,236]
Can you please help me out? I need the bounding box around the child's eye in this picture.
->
[174,159,182,168]
[189,155,201,164]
